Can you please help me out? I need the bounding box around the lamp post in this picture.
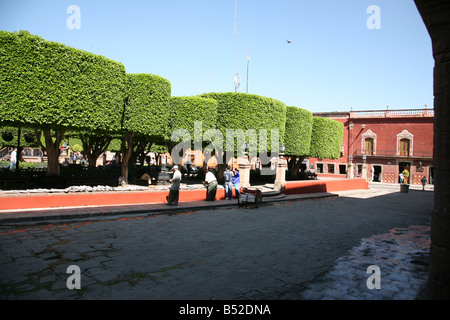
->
[242,141,249,158]
[239,141,251,188]
[347,154,354,179]
[361,154,368,181]
[274,144,287,191]
[279,144,285,159]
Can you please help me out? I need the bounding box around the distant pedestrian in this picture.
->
[399,172,404,184]
[224,166,234,200]
[232,168,240,198]
[166,165,182,206]
[421,176,427,191]
[9,148,17,171]
[203,168,217,201]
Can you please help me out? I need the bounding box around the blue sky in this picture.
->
[0,0,433,112]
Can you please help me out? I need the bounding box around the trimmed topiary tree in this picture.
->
[309,117,344,159]
[199,92,287,182]
[0,31,126,176]
[122,73,171,137]
[167,96,218,163]
[284,106,313,178]
[120,73,171,182]
[200,92,286,152]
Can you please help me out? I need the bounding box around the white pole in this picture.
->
[233,0,240,92]
[246,48,249,93]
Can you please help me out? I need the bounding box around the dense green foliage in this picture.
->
[123,73,171,137]
[1,126,40,148]
[199,92,287,153]
[284,106,313,156]
[309,117,344,159]
[0,31,126,132]
[1,31,347,182]
[168,96,218,142]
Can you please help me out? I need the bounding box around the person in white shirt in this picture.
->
[9,148,17,171]
[203,167,218,201]
[166,165,182,205]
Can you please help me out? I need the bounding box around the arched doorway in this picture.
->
[398,162,411,184]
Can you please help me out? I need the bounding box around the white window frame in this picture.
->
[361,129,377,155]
[396,130,414,157]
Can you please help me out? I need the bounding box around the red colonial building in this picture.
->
[309,107,434,185]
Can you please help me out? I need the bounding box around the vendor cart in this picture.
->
[238,187,263,208]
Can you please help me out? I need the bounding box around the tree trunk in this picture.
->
[80,134,112,169]
[216,163,227,185]
[132,138,152,169]
[16,127,21,170]
[414,0,450,299]
[40,129,65,176]
[120,132,134,183]
[288,156,305,179]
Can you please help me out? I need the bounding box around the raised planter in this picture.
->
[400,184,410,193]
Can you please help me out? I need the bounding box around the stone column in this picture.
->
[415,0,450,299]
[347,159,354,179]
[238,157,251,188]
[274,158,287,191]
[361,162,368,182]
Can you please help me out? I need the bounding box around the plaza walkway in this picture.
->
[0,183,433,302]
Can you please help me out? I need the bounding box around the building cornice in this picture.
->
[313,107,434,119]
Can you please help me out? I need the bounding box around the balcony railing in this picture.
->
[352,150,433,159]
[351,108,434,118]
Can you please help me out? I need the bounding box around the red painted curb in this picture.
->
[284,178,369,194]
[0,179,368,211]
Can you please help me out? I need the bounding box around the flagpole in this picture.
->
[233,0,240,92]
[246,48,249,93]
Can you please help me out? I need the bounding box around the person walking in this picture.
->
[9,148,17,171]
[203,168,218,201]
[421,176,427,191]
[232,168,240,199]
[224,166,233,200]
[166,165,182,206]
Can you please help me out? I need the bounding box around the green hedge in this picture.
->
[0,31,126,132]
[284,106,313,156]
[199,92,287,152]
[168,96,218,141]
[309,117,344,159]
[1,126,40,148]
[123,73,171,136]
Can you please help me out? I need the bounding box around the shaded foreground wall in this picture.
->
[414,0,450,299]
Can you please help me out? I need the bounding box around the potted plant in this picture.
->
[402,169,410,183]
[400,169,410,193]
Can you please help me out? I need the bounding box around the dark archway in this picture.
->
[414,0,450,299]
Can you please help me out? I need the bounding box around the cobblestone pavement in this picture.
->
[0,187,432,300]
[296,225,430,300]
